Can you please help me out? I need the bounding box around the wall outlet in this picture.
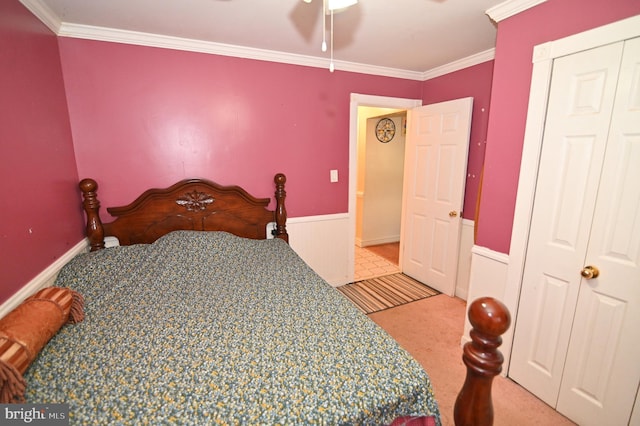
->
[330,169,338,183]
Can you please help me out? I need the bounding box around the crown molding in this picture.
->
[19,0,61,33]
[57,23,426,81]
[422,49,495,81]
[22,0,491,81]
[58,22,493,81]
[486,0,548,23]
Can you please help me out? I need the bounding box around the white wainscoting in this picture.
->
[287,214,351,287]
[462,245,510,371]
[0,239,88,319]
[455,219,475,301]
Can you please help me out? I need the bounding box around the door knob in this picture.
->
[449,211,458,217]
[580,265,599,279]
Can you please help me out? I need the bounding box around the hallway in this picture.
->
[353,242,400,282]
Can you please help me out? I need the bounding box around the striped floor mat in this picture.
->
[338,273,439,314]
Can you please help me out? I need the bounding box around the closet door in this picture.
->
[510,37,640,425]
[555,36,640,426]
[508,41,624,403]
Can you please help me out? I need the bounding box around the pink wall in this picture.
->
[0,9,491,306]
[421,61,494,221]
[58,39,422,219]
[0,1,83,304]
[477,0,640,254]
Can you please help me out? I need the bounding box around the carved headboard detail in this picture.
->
[79,174,288,251]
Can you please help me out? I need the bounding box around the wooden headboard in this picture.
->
[79,174,288,251]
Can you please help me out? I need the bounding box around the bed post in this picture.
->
[273,173,288,243]
[454,297,511,426]
[79,179,106,251]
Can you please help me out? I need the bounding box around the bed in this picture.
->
[1,173,510,426]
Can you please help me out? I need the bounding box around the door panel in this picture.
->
[407,213,427,265]
[527,274,571,377]
[401,98,472,295]
[556,36,640,426]
[562,292,625,401]
[551,135,598,248]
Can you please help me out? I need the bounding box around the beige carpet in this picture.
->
[369,295,577,426]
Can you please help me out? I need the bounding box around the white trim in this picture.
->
[359,236,400,247]
[501,51,553,371]
[504,14,640,374]
[18,0,61,34]
[422,49,495,81]
[287,213,348,224]
[22,0,494,80]
[56,22,496,81]
[0,239,88,319]
[348,94,423,284]
[471,244,510,265]
[485,0,548,23]
[534,15,640,62]
[56,23,425,81]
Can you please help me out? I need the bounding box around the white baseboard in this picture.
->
[0,239,88,319]
[359,236,400,247]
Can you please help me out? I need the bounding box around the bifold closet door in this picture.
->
[555,35,640,426]
[510,37,640,426]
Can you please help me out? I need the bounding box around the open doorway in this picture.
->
[354,110,406,281]
[349,94,475,299]
[347,94,422,284]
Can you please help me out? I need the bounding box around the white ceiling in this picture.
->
[25,0,512,75]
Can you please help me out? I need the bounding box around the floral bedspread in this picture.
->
[25,231,441,425]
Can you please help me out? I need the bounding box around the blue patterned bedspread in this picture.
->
[24,231,441,425]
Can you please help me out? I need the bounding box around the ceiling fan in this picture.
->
[303,0,359,72]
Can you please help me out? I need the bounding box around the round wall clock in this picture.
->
[375,118,396,143]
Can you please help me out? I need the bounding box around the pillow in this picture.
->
[0,287,84,403]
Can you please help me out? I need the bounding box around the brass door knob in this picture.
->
[580,265,599,279]
[449,211,458,217]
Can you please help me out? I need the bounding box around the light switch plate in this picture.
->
[330,169,338,183]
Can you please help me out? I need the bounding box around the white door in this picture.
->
[509,38,640,425]
[400,98,472,295]
[556,36,640,426]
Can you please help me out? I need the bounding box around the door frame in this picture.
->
[503,15,640,373]
[348,94,422,283]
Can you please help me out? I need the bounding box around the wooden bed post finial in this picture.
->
[273,173,288,243]
[454,297,511,426]
[79,178,105,251]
